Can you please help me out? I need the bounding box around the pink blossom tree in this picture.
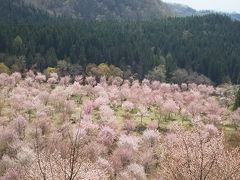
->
[161,125,240,180]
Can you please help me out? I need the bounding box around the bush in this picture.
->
[146,64,166,82]
[0,63,10,74]
[171,68,212,85]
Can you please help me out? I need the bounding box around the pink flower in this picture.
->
[162,99,179,113]
[35,72,46,83]
[60,76,71,85]
[98,126,116,145]
[127,163,146,180]
[204,124,219,136]
[143,129,160,146]
[118,134,141,151]
[122,101,134,111]
[82,100,94,115]
[75,75,83,84]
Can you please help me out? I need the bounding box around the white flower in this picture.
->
[118,134,141,151]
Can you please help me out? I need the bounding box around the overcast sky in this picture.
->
[163,0,240,13]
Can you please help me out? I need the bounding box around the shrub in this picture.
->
[0,63,10,74]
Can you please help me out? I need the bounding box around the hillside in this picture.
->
[0,0,49,23]
[168,3,240,21]
[23,0,175,19]
[0,1,240,178]
[167,3,197,17]
[9,0,238,21]
[1,12,240,84]
[0,71,240,179]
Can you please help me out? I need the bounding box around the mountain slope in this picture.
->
[23,0,175,19]
[168,3,240,21]
[167,3,196,16]
[229,13,240,21]
[0,0,49,23]
[21,0,240,21]
[1,9,240,83]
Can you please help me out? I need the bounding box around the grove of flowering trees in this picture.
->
[0,71,240,179]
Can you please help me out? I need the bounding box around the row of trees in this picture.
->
[0,60,213,85]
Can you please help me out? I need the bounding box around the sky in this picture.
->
[163,0,240,13]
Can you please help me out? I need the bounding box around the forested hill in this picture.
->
[23,0,175,19]
[167,3,240,21]
[0,0,49,23]
[0,0,240,84]
[7,0,240,21]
